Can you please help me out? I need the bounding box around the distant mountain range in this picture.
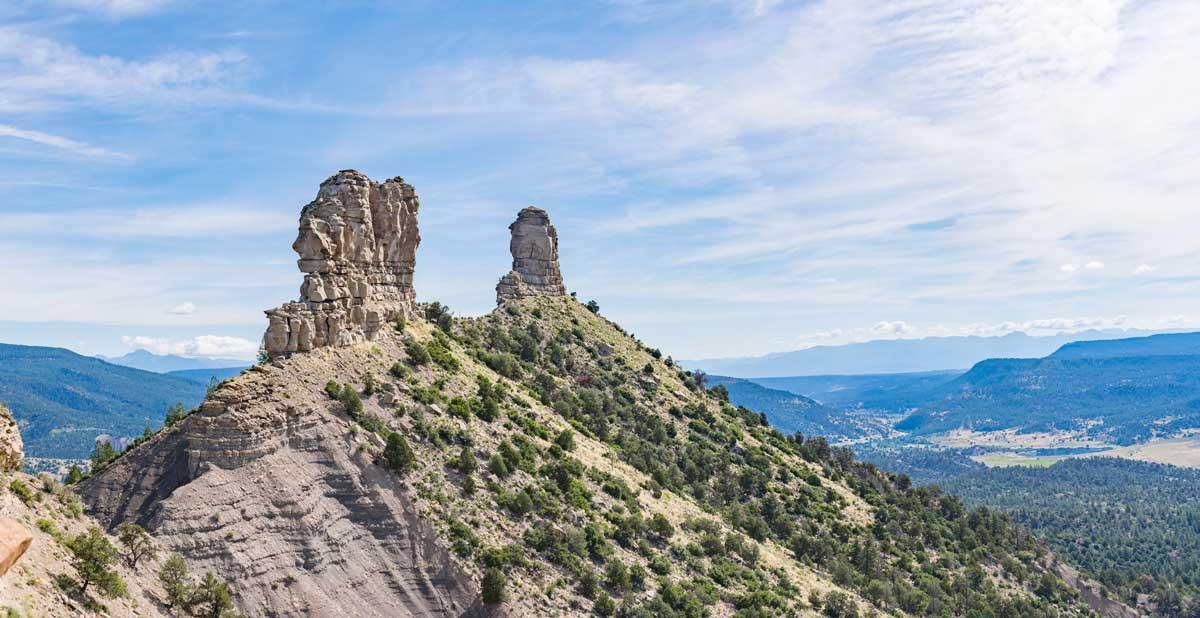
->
[100,349,249,373]
[753,370,960,411]
[683,328,1173,377]
[707,376,879,439]
[721,331,1200,446]
[895,334,1200,444]
[166,367,249,384]
[1,343,208,458]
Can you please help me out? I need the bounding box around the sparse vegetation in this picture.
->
[66,527,123,598]
[116,523,157,571]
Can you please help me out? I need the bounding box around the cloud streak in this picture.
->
[0,124,133,160]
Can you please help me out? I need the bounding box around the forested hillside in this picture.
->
[706,377,883,439]
[946,458,1200,614]
[895,354,1200,444]
[753,371,960,413]
[86,296,1101,617]
[0,343,205,458]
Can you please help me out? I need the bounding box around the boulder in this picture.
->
[0,518,32,577]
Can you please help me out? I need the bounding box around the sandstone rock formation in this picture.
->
[264,170,420,357]
[0,404,22,473]
[495,207,566,303]
[0,518,32,578]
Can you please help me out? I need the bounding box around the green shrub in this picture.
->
[324,380,341,399]
[554,429,575,451]
[578,568,599,599]
[383,433,416,474]
[594,592,616,616]
[428,339,460,372]
[164,402,187,426]
[362,372,379,396]
[338,385,364,418]
[456,447,479,475]
[488,454,510,478]
[9,479,36,506]
[406,341,431,366]
[605,559,630,591]
[481,567,506,605]
[389,362,411,380]
[448,397,472,420]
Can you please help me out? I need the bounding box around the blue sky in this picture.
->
[2,0,1199,361]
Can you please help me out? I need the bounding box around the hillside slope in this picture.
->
[708,377,887,441]
[0,343,207,459]
[1,469,177,617]
[895,354,1200,444]
[752,371,961,413]
[946,458,1200,611]
[78,174,1107,617]
[84,297,1098,617]
[1050,332,1200,360]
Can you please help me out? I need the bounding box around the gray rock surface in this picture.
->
[495,207,566,303]
[0,404,22,473]
[79,356,481,617]
[264,170,421,357]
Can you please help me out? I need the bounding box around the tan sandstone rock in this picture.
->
[0,404,22,473]
[0,518,31,578]
[495,206,566,303]
[263,170,421,357]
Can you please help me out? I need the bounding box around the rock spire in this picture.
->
[263,170,420,357]
[496,206,567,303]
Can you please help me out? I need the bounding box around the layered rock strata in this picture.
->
[264,170,420,357]
[79,359,480,617]
[495,206,566,303]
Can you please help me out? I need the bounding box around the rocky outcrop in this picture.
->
[264,171,421,358]
[0,404,22,473]
[79,358,479,617]
[495,207,566,303]
[0,519,30,578]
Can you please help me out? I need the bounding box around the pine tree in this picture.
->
[116,523,157,570]
[383,433,415,473]
[67,527,120,596]
[159,553,192,609]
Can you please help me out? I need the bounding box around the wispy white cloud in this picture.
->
[0,27,245,113]
[0,124,132,160]
[121,334,257,359]
[40,0,172,18]
[167,301,196,315]
[789,314,1190,350]
[0,203,292,238]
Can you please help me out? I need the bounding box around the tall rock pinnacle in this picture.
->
[263,170,420,357]
[496,206,567,304]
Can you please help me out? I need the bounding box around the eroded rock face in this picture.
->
[264,170,420,357]
[0,404,23,473]
[79,359,480,617]
[495,206,566,303]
